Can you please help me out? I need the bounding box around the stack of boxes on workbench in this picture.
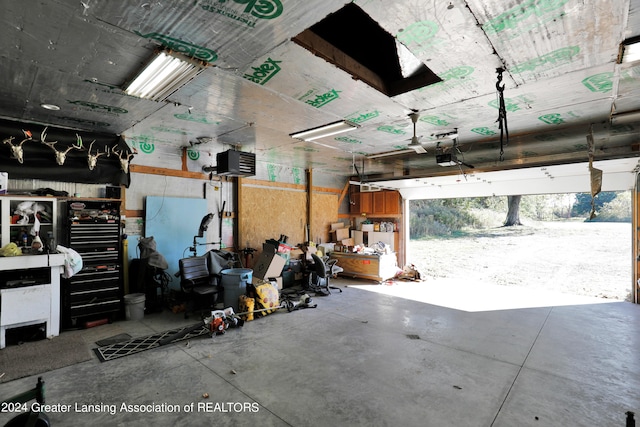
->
[330,222,353,252]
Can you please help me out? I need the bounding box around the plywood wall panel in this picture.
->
[239,182,340,252]
[311,192,339,244]
[240,185,307,250]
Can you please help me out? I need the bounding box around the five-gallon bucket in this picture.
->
[220,268,252,312]
[124,293,146,321]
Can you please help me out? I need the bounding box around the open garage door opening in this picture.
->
[406,192,633,306]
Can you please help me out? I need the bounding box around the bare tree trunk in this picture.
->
[504,195,523,226]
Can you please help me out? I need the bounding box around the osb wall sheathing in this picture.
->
[310,192,339,244]
[239,181,339,253]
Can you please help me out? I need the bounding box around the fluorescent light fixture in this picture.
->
[124,50,207,101]
[618,36,640,64]
[41,103,60,111]
[367,149,415,159]
[290,120,360,141]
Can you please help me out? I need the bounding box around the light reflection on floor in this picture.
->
[348,278,619,312]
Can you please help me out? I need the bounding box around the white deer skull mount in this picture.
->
[85,139,109,171]
[112,147,134,173]
[41,127,81,165]
[2,129,33,163]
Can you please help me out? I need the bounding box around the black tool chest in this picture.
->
[62,200,123,327]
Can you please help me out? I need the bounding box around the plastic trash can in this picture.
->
[124,293,146,321]
[220,268,252,312]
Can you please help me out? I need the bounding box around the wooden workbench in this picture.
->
[329,252,398,282]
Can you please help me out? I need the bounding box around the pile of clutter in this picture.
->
[203,293,317,338]
[203,307,244,336]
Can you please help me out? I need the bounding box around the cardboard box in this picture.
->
[361,223,374,232]
[290,247,304,260]
[341,238,355,246]
[330,228,350,241]
[330,222,344,231]
[252,249,287,280]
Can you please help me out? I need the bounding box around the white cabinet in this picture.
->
[0,196,58,250]
[0,197,62,348]
[0,254,65,348]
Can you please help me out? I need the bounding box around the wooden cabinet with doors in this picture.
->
[384,190,400,214]
[352,190,400,215]
[347,186,404,269]
[373,191,385,214]
[351,192,373,214]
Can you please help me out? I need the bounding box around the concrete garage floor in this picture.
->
[1,277,639,427]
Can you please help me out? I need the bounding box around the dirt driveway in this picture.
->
[408,221,633,302]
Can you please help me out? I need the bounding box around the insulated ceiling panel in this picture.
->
[0,0,639,189]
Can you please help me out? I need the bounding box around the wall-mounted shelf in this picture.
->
[0,196,58,250]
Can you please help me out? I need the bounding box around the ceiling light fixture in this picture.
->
[366,149,415,159]
[618,36,640,64]
[41,103,60,111]
[290,120,360,141]
[124,50,207,101]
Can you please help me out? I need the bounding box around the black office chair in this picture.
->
[308,253,343,295]
[178,255,220,318]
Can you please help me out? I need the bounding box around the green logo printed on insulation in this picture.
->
[420,66,475,92]
[397,21,439,46]
[611,124,635,134]
[187,150,200,160]
[471,127,497,136]
[335,136,362,144]
[199,0,283,27]
[483,0,569,34]
[84,79,119,91]
[292,168,302,185]
[61,117,111,127]
[135,32,218,63]
[347,110,380,124]
[377,125,406,135]
[244,57,282,85]
[582,72,614,93]
[511,46,579,73]
[267,164,277,182]
[535,134,557,141]
[174,113,220,125]
[420,115,450,126]
[293,146,319,152]
[129,136,155,154]
[306,89,341,108]
[151,126,188,135]
[67,100,127,114]
[538,113,565,125]
[432,66,475,88]
[139,143,154,154]
[441,66,474,81]
[488,98,522,112]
